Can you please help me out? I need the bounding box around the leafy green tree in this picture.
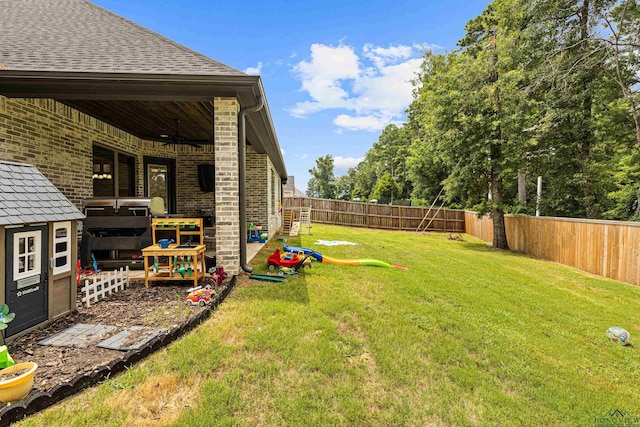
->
[335,172,355,200]
[307,155,336,199]
[346,0,640,226]
[350,160,377,200]
[372,173,403,203]
[521,0,621,218]
[349,124,415,202]
[595,0,640,148]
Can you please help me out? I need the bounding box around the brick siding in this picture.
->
[214,98,240,274]
[246,146,268,227]
[246,146,282,238]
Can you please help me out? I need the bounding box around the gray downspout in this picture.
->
[238,96,264,273]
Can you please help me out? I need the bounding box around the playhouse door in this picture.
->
[5,225,49,337]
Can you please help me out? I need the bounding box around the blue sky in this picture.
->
[93,0,491,192]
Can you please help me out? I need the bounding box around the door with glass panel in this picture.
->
[145,158,175,214]
[5,225,48,336]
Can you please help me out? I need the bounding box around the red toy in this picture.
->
[267,248,311,270]
[185,286,216,307]
[212,265,226,286]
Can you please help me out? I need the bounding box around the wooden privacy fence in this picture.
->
[465,211,640,287]
[283,197,465,232]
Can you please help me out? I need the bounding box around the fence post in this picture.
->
[84,278,90,308]
[365,203,369,228]
[332,199,337,225]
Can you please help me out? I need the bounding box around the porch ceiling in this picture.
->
[63,100,215,144]
[0,71,287,179]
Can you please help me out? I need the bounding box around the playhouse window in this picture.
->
[14,230,41,280]
[53,221,71,275]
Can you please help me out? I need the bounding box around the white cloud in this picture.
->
[280,148,286,156]
[289,44,360,117]
[333,155,364,169]
[362,43,412,69]
[333,115,390,132]
[294,153,308,160]
[289,42,427,131]
[244,62,263,75]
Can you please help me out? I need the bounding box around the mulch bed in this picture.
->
[1,276,231,421]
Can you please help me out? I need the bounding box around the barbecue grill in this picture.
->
[79,197,153,270]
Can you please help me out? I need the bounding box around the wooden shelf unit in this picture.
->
[151,217,203,246]
[142,243,206,288]
[142,218,206,287]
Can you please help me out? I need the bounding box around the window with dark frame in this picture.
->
[92,145,135,198]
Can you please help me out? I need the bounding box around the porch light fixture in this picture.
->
[92,163,112,180]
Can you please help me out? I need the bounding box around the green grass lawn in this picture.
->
[19,224,640,426]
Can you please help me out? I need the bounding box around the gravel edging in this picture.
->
[0,275,237,426]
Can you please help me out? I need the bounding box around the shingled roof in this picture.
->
[0,0,245,76]
[0,161,84,226]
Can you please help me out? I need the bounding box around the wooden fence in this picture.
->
[283,197,465,232]
[465,212,640,287]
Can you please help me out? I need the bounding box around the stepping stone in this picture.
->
[38,323,117,349]
[97,326,168,351]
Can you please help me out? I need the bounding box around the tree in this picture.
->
[350,160,378,200]
[522,0,625,218]
[372,173,403,202]
[593,0,640,148]
[335,172,355,200]
[307,155,336,199]
[349,124,414,202]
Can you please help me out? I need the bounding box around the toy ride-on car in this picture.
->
[267,248,312,270]
[277,254,313,276]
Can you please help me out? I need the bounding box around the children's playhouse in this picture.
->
[0,161,84,339]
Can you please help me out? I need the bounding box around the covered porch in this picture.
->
[0,90,284,275]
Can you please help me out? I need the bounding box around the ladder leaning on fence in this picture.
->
[299,207,311,235]
[282,209,294,234]
[416,186,446,233]
[80,266,129,308]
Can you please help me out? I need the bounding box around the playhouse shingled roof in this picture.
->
[0,161,84,226]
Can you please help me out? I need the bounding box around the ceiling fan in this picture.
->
[159,120,210,147]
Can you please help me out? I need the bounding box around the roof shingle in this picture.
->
[0,161,84,226]
[0,0,245,76]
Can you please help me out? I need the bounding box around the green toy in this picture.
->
[0,304,15,368]
[0,346,14,369]
[187,256,193,277]
[178,256,186,278]
[249,274,285,283]
[277,254,313,277]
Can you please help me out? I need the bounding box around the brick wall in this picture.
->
[246,146,268,228]
[214,98,240,274]
[267,157,283,236]
[174,147,215,217]
[246,146,282,238]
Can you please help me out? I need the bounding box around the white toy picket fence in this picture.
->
[80,266,129,308]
